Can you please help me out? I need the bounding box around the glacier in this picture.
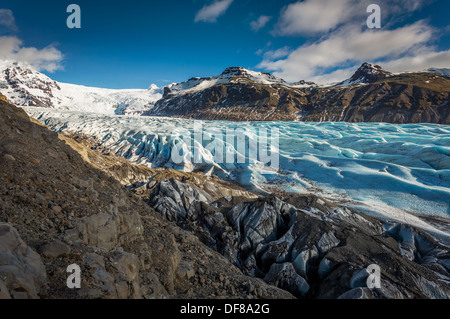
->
[23,107,450,238]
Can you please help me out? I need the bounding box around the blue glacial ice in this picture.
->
[24,108,450,235]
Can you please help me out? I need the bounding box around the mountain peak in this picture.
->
[348,63,392,84]
[220,66,287,85]
[221,66,247,76]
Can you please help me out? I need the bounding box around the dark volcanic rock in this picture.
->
[147,177,450,299]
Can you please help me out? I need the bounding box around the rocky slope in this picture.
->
[145,64,450,124]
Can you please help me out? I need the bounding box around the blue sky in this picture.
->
[1,0,449,88]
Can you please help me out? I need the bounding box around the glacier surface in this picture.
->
[24,108,450,236]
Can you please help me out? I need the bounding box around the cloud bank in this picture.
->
[273,0,357,36]
[258,0,449,84]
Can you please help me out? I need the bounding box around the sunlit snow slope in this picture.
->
[0,60,162,115]
[25,108,450,231]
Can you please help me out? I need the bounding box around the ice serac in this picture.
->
[0,59,162,115]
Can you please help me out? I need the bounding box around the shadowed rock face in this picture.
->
[147,178,450,299]
[145,64,450,124]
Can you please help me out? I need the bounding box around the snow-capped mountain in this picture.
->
[145,63,450,123]
[165,66,290,97]
[0,60,162,115]
[335,63,393,87]
[1,60,449,123]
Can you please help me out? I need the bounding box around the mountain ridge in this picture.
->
[146,63,450,123]
[1,60,449,123]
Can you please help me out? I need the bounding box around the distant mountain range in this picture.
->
[1,59,449,123]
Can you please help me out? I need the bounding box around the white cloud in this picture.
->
[309,67,356,84]
[258,0,442,84]
[272,0,428,36]
[0,36,63,72]
[250,15,271,32]
[391,0,425,12]
[259,21,436,83]
[273,0,359,36]
[194,0,234,23]
[0,9,17,32]
[381,50,450,73]
[309,49,450,84]
[0,10,63,72]
[262,46,292,60]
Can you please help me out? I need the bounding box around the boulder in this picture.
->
[74,211,143,250]
[39,240,71,258]
[111,252,141,299]
[74,212,118,250]
[317,231,340,254]
[0,223,47,299]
